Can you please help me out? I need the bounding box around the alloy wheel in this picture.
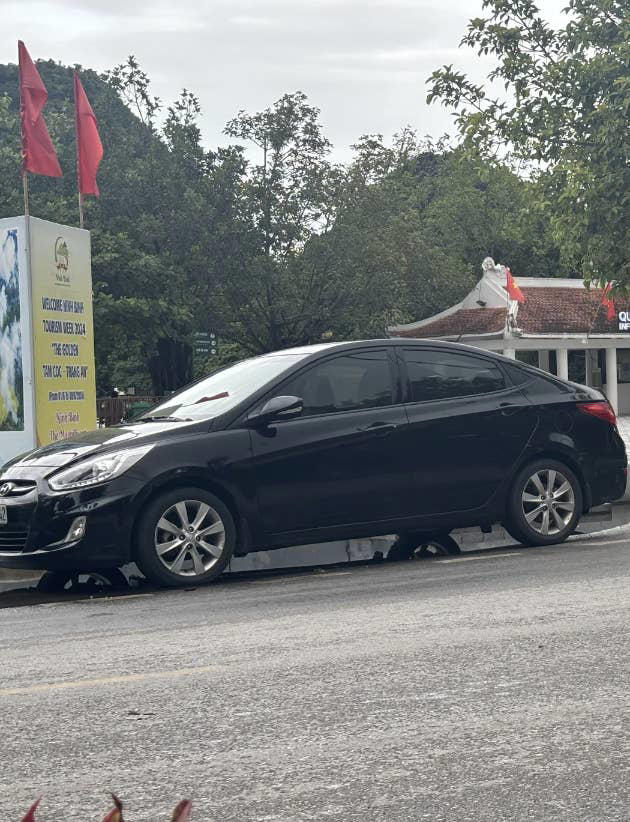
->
[521,469,575,536]
[412,541,453,559]
[154,499,226,577]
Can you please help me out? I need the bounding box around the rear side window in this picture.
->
[504,361,572,394]
[503,363,533,386]
[404,349,506,402]
[281,350,393,417]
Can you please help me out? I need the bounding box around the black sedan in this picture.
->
[0,339,626,587]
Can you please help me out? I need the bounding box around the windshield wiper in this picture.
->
[132,415,193,423]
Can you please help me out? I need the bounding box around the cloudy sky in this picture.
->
[3,0,567,160]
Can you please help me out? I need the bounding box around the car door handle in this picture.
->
[500,402,526,416]
[357,422,398,437]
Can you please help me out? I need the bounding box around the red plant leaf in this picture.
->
[171,799,192,821]
[101,794,124,822]
[21,798,41,822]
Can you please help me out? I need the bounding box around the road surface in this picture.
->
[1,532,629,821]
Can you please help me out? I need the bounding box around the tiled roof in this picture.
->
[517,287,626,334]
[395,307,506,339]
[395,286,628,339]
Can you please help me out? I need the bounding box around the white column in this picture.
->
[503,348,516,359]
[557,348,569,381]
[538,350,550,372]
[606,347,618,414]
[584,350,592,386]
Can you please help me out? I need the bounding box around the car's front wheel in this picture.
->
[505,459,582,546]
[134,487,236,587]
[36,568,128,593]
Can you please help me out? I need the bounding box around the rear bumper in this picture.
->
[576,423,627,509]
[588,463,627,508]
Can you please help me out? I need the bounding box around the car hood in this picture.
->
[1,419,207,473]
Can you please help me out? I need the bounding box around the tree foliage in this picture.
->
[427,0,629,290]
[0,53,564,393]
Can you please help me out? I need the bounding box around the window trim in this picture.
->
[249,346,402,422]
[398,346,514,406]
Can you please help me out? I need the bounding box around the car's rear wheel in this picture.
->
[505,459,582,546]
[134,487,236,587]
[388,533,460,561]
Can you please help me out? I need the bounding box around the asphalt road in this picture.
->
[1,533,630,821]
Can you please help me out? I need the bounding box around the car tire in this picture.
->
[388,533,460,561]
[505,459,583,547]
[134,487,236,588]
[36,568,128,593]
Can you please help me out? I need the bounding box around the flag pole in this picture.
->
[505,265,510,314]
[22,170,29,217]
[74,71,82,229]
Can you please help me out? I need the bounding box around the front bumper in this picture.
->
[0,472,138,571]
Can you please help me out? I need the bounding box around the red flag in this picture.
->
[602,283,615,321]
[21,798,41,822]
[506,267,525,304]
[18,41,62,177]
[74,72,103,196]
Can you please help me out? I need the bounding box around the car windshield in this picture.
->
[139,353,309,421]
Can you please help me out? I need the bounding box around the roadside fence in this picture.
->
[97,396,163,427]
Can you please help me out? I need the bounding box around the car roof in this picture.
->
[264,338,511,361]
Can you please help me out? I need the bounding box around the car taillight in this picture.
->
[577,401,617,426]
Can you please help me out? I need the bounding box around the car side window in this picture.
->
[503,362,533,386]
[281,350,393,417]
[404,349,506,402]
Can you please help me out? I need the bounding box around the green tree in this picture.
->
[427,0,629,290]
[322,130,559,334]
[218,92,345,351]
[0,54,566,389]
[0,57,244,394]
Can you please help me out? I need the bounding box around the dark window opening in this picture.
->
[404,349,506,402]
[281,351,393,417]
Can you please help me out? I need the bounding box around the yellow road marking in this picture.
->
[439,552,521,563]
[0,663,218,697]
[572,537,630,547]
[249,571,352,584]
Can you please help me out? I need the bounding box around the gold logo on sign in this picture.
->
[54,237,69,272]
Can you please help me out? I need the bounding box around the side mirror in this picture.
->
[248,395,303,426]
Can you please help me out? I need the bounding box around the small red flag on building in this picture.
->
[18,41,62,177]
[506,267,525,304]
[74,72,103,196]
[602,283,615,321]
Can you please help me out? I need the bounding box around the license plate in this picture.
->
[0,505,6,526]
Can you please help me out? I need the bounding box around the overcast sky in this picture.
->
[3,0,567,161]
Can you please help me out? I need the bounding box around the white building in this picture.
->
[389,259,630,415]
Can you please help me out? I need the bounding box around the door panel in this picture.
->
[249,348,418,535]
[250,405,410,534]
[401,348,538,514]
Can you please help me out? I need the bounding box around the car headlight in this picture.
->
[48,445,153,491]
